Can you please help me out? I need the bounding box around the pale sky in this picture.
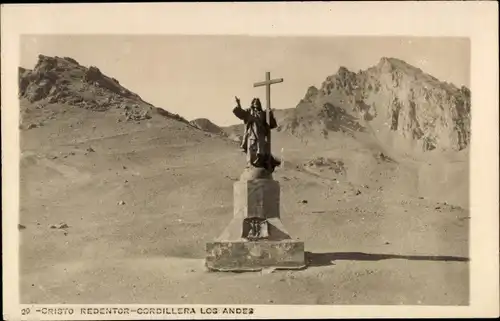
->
[20,35,470,126]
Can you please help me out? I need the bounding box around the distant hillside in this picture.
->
[18,54,189,128]
[277,57,471,153]
[190,118,227,136]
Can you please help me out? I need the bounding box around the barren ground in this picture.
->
[19,100,469,305]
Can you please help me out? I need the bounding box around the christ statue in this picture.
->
[233,96,281,172]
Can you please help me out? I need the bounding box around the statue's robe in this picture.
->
[232,105,279,170]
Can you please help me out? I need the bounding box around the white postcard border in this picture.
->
[2,2,499,319]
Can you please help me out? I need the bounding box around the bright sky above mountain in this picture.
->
[21,35,469,126]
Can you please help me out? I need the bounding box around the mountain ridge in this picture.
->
[18,54,191,127]
[18,54,471,157]
[276,56,471,153]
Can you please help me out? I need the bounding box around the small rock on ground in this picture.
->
[49,223,69,229]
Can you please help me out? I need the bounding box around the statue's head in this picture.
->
[251,98,262,110]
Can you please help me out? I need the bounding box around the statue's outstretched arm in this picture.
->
[233,105,250,122]
[233,106,260,124]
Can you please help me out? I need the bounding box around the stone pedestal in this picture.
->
[205,168,306,271]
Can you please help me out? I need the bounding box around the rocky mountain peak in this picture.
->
[377,56,409,69]
[19,54,189,125]
[282,57,471,153]
[301,86,319,103]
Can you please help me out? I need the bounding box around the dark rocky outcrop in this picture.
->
[18,54,189,124]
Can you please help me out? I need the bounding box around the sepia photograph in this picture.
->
[2,2,498,319]
[17,33,473,305]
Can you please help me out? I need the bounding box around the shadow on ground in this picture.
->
[305,251,469,267]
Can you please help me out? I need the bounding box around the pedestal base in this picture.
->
[205,240,306,272]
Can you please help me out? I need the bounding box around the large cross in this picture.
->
[253,71,283,154]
